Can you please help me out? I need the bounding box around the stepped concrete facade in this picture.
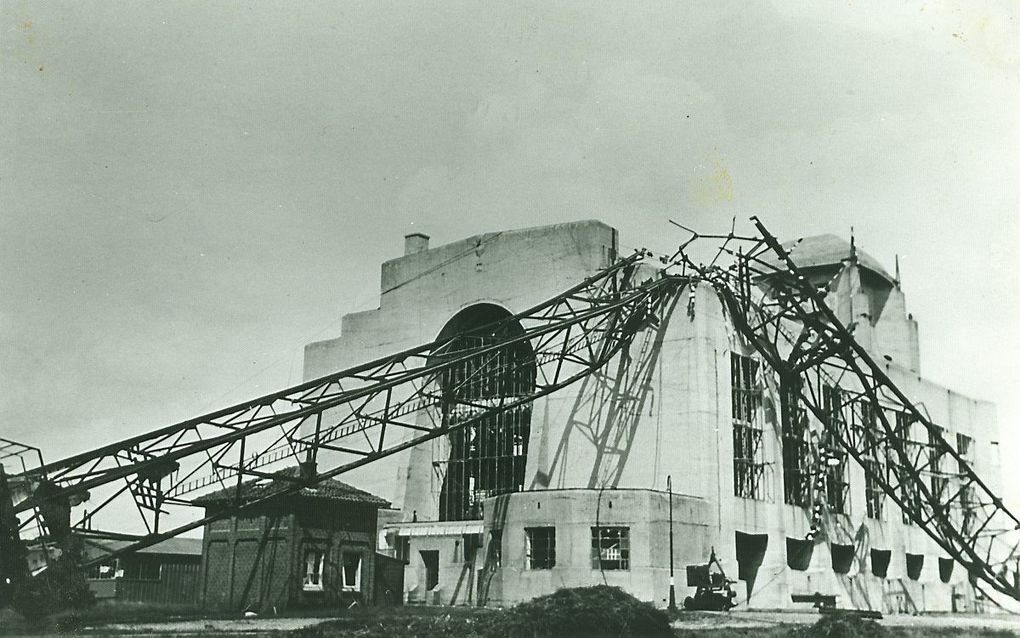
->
[303,220,1001,612]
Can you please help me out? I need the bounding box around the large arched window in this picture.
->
[432,304,536,521]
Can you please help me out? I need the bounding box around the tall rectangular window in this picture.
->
[955,433,972,473]
[303,548,325,591]
[956,433,974,533]
[525,527,556,570]
[781,378,810,507]
[731,353,764,500]
[896,411,918,525]
[591,527,630,570]
[821,386,849,514]
[860,401,885,520]
[929,426,948,503]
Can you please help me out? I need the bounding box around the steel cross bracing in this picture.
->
[10,250,684,567]
[671,217,1020,603]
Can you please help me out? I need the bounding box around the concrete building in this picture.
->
[302,220,1001,612]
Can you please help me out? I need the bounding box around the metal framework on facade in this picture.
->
[434,321,537,521]
[2,217,1018,608]
[670,217,1020,603]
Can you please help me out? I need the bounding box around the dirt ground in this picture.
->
[73,609,1020,637]
[83,617,331,636]
[672,609,1020,635]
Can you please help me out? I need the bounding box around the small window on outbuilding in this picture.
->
[303,548,325,591]
[122,555,161,581]
[395,536,410,562]
[341,552,362,592]
[86,559,119,580]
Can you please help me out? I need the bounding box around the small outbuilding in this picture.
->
[195,463,397,612]
[82,536,203,605]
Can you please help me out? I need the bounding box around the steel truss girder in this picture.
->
[12,251,685,568]
[680,217,1020,602]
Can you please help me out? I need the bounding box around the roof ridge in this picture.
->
[193,464,389,507]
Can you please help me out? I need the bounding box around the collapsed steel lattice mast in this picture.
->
[3,217,1018,607]
[673,217,1020,602]
[6,249,683,572]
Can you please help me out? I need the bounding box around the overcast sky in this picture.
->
[2,2,1018,505]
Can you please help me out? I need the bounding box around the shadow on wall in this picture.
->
[226,516,291,613]
[828,521,878,611]
[477,494,511,606]
[534,280,683,490]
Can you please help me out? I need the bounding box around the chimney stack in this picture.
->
[401,232,430,255]
[299,459,317,482]
[404,233,430,255]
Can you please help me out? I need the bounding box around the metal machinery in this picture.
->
[1,218,1018,610]
[683,547,737,611]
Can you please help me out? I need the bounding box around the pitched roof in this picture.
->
[84,536,203,557]
[768,234,894,284]
[192,465,389,508]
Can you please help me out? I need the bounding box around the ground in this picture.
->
[4,605,1018,637]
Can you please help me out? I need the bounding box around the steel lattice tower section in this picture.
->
[2,249,683,581]
[3,217,1018,608]
[671,217,1020,603]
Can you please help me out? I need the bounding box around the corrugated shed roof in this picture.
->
[192,465,389,507]
[85,536,203,556]
[771,234,894,284]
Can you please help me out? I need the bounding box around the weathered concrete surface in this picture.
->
[303,220,1002,612]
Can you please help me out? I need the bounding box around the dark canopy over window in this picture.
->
[735,531,768,582]
[830,543,854,574]
[939,557,954,583]
[870,548,891,578]
[906,553,924,581]
[786,537,813,571]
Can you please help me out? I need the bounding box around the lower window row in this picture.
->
[524,526,630,570]
[302,547,363,592]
